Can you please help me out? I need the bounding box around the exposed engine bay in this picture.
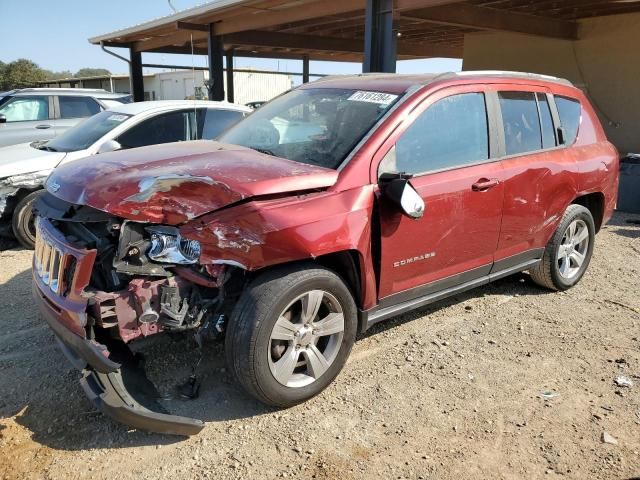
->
[34,192,249,433]
[36,191,244,343]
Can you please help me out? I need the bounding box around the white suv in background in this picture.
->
[0,100,250,248]
[0,88,132,148]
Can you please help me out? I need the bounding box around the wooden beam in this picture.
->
[214,0,465,35]
[132,30,206,52]
[176,21,210,32]
[144,45,366,62]
[223,29,461,58]
[397,3,578,40]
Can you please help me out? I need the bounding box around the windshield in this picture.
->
[100,98,128,109]
[45,110,132,152]
[219,88,400,169]
[100,94,132,105]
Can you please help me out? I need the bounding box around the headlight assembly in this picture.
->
[146,226,201,264]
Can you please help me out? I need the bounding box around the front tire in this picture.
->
[12,190,43,250]
[226,264,357,407]
[530,204,595,291]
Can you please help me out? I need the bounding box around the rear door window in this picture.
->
[0,96,49,122]
[59,96,101,119]
[499,91,542,156]
[555,96,582,145]
[392,92,489,175]
[117,110,189,149]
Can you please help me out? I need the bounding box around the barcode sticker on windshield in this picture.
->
[108,114,128,122]
[348,91,398,105]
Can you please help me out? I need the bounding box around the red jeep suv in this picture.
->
[32,72,619,435]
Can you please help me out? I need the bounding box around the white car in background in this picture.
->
[0,88,132,147]
[0,100,251,248]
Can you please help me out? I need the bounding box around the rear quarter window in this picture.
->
[555,96,582,145]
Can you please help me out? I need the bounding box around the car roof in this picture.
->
[303,71,573,95]
[7,88,130,98]
[106,100,252,115]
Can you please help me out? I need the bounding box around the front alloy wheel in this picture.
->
[269,290,345,388]
[226,264,357,407]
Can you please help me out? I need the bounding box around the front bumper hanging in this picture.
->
[81,368,204,437]
[34,216,205,436]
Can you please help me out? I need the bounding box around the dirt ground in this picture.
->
[0,212,638,480]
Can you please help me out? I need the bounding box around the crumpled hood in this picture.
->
[0,142,66,179]
[46,141,338,224]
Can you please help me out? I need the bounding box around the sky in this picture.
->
[0,0,462,79]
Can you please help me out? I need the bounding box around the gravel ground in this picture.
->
[0,212,639,480]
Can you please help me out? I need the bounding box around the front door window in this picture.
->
[0,96,49,122]
[382,92,489,176]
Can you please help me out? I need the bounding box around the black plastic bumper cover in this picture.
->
[43,307,204,436]
[80,369,204,436]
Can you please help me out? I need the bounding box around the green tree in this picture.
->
[0,61,6,90]
[75,68,111,78]
[1,59,47,90]
[43,69,73,80]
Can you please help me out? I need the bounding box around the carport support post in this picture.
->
[363,0,396,73]
[226,51,235,103]
[302,55,310,83]
[129,47,145,102]
[208,24,225,101]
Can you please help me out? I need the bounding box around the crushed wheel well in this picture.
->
[572,193,605,232]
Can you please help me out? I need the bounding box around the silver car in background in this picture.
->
[0,100,250,248]
[0,88,131,148]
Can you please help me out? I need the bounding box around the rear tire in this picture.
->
[12,190,43,250]
[529,204,595,291]
[226,263,357,407]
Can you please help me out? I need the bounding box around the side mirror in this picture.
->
[379,173,425,219]
[97,139,121,154]
[0,114,6,124]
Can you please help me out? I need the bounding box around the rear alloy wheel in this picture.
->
[12,190,43,250]
[530,204,595,291]
[226,264,357,407]
[556,219,590,281]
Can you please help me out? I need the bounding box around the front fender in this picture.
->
[180,186,377,307]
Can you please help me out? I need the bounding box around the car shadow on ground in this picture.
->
[363,271,548,339]
[0,258,550,451]
[606,211,640,240]
[0,264,277,451]
[0,238,19,251]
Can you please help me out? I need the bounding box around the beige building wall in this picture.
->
[462,12,640,154]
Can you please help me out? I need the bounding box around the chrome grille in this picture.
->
[34,226,72,296]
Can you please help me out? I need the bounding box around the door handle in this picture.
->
[35,124,52,129]
[472,178,500,192]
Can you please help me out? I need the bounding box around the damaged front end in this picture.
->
[33,192,242,436]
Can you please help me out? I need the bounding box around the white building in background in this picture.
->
[39,69,293,105]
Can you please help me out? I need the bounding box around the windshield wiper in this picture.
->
[33,141,58,152]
